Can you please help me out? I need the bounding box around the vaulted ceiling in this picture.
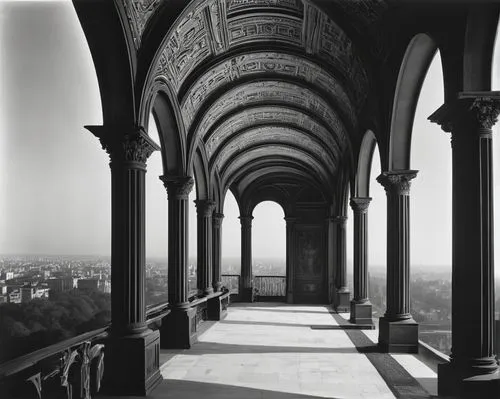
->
[75,0,471,205]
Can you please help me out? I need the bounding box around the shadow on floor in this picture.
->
[160,341,359,355]
[147,379,343,399]
[233,307,331,315]
[219,319,332,329]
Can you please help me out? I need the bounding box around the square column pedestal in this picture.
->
[160,308,197,349]
[438,363,500,398]
[378,317,418,353]
[207,293,229,320]
[350,301,373,325]
[335,289,350,313]
[103,329,162,396]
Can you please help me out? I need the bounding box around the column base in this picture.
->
[160,307,197,349]
[438,361,500,398]
[349,301,373,325]
[102,329,162,396]
[207,294,228,321]
[240,287,254,302]
[378,316,419,353]
[286,292,293,304]
[335,290,350,312]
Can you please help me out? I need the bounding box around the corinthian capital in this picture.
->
[159,175,194,200]
[86,125,159,164]
[428,92,500,132]
[350,197,372,214]
[213,213,224,228]
[195,200,216,217]
[333,215,347,225]
[377,170,418,195]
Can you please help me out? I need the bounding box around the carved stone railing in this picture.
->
[0,301,174,399]
[0,327,107,399]
[254,276,286,300]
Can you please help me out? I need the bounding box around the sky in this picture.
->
[1,1,500,271]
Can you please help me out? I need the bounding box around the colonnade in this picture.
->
[87,92,500,396]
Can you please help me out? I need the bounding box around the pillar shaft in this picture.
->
[212,213,224,292]
[429,94,500,393]
[240,216,253,301]
[86,126,162,395]
[377,171,416,320]
[326,217,335,305]
[377,170,418,352]
[334,216,348,292]
[334,215,350,312]
[196,200,215,296]
[285,217,296,303]
[350,198,371,303]
[160,175,194,309]
[349,198,373,325]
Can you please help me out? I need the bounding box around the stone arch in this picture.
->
[463,6,499,91]
[354,130,377,198]
[147,87,186,175]
[191,145,210,201]
[388,33,438,171]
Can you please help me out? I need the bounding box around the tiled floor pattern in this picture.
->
[156,303,438,398]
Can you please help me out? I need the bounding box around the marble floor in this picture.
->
[147,303,439,399]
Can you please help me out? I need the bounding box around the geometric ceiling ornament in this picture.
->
[193,80,349,148]
[221,144,332,189]
[154,0,368,107]
[212,125,337,173]
[204,105,341,160]
[180,51,356,128]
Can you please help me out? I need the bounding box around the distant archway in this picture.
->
[252,201,286,299]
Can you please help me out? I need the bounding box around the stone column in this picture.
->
[334,216,350,312]
[239,215,254,302]
[326,216,336,305]
[195,200,215,296]
[377,170,418,353]
[212,213,224,292]
[349,197,373,325]
[86,126,161,396]
[159,175,196,349]
[429,93,500,396]
[285,217,297,303]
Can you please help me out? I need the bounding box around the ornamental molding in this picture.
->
[239,215,254,227]
[350,197,372,213]
[160,175,194,199]
[377,171,417,195]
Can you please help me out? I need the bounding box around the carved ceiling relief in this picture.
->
[124,0,162,48]
[214,127,336,172]
[204,107,341,159]
[180,52,355,127]
[156,3,212,91]
[153,0,367,108]
[222,145,328,184]
[195,81,348,146]
[226,0,303,15]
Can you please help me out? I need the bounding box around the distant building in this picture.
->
[78,278,99,291]
[20,283,50,302]
[46,277,76,293]
[98,279,111,293]
[8,289,21,304]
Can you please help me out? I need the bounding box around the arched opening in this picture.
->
[145,115,168,307]
[368,144,387,322]
[252,201,286,300]
[410,50,452,354]
[221,190,241,294]
[0,1,111,361]
[188,180,197,297]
